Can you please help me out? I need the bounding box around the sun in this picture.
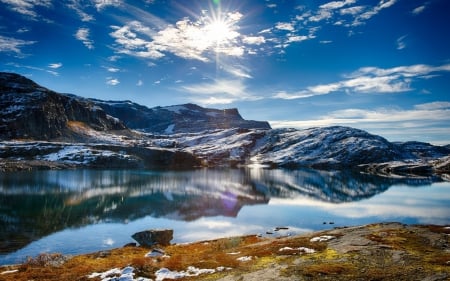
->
[205,19,236,45]
[200,6,242,47]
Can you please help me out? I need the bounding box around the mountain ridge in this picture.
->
[0,72,449,176]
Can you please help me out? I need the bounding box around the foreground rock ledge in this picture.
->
[132,229,174,247]
[0,223,449,281]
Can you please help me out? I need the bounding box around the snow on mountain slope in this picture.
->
[251,126,400,168]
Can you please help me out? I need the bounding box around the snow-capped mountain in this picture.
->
[0,72,127,141]
[90,99,271,134]
[0,72,449,176]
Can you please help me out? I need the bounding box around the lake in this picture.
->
[0,168,449,265]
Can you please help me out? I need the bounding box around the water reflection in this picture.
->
[0,168,447,262]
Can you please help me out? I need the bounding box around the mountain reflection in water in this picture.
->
[0,168,447,264]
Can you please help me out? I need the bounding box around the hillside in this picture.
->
[90,99,271,134]
[0,72,449,175]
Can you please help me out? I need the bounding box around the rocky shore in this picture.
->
[0,223,449,281]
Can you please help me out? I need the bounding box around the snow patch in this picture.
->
[1,269,19,275]
[236,256,252,262]
[310,235,335,242]
[88,266,151,281]
[164,105,188,114]
[164,124,175,134]
[155,266,222,281]
[279,247,316,253]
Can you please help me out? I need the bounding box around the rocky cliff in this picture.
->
[91,99,271,134]
[0,73,126,141]
[0,72,449,175]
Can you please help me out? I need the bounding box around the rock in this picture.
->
[132,229,173,247]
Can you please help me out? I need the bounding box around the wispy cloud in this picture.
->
[0,0,51,18]
[0,35,35,56]
[106,77,120,86]
[67,0,95,22]
[275,63,450,99]
[275,22,295,31]
[48,63,62,69]
[412,4,428,15]
[396,35,407,50]
[352,0,398,26]
[93,0,121,11]
[75,27,94,49]
[181,79,260,105]
[106,67,120,72]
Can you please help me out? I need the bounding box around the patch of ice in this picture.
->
[310,235,335,242]
[236,256,252,262]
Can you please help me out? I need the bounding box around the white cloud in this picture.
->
[48,63,62,69]
[396,35,407,50]
[275,22,295,31]
[75,27,94,49]
[339,5,365,15]
[181,79,260,105]
[182,79,245,97]
[93,0,121,10]
[110,11,248,62]
[414,101,450,110]
[412,5,426,15]
[67,0,94,22]
[0,35,35,55]
[0,0,51,18]
[106,77,120,86]
[274,63,450,99]
[353,0,398,26]
[106,67,120,72]
[319,0,356,10]
[222,64,253,79]
[242,36,266,45]
[286,35,309,43]
[136,79,143,86]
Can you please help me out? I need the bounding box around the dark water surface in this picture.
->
[1,168,449,265]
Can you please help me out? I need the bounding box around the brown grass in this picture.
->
[1,224,449,281]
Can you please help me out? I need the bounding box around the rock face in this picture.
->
[91,100,271,134]
[0,72,126,141]
[0,72,448,175]
[132,229,174,247]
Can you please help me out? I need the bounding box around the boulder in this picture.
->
[132,229,173,247]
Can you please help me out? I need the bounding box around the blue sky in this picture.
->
[1,0,449,144]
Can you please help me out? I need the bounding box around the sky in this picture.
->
[1,0,450,144]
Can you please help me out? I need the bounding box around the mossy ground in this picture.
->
[0,223,448,281]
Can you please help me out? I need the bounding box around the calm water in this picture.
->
[0,168,449,265]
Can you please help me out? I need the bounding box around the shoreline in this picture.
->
[1,222,449,280]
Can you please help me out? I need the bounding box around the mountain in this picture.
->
[90,99,271,134]
[0,72,449,175]
[0,72,127,141]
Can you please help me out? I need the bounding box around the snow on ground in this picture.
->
[89,265,228,281]
[164,105,188,114]
[88,266,150,281]
[310,235,336,242]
